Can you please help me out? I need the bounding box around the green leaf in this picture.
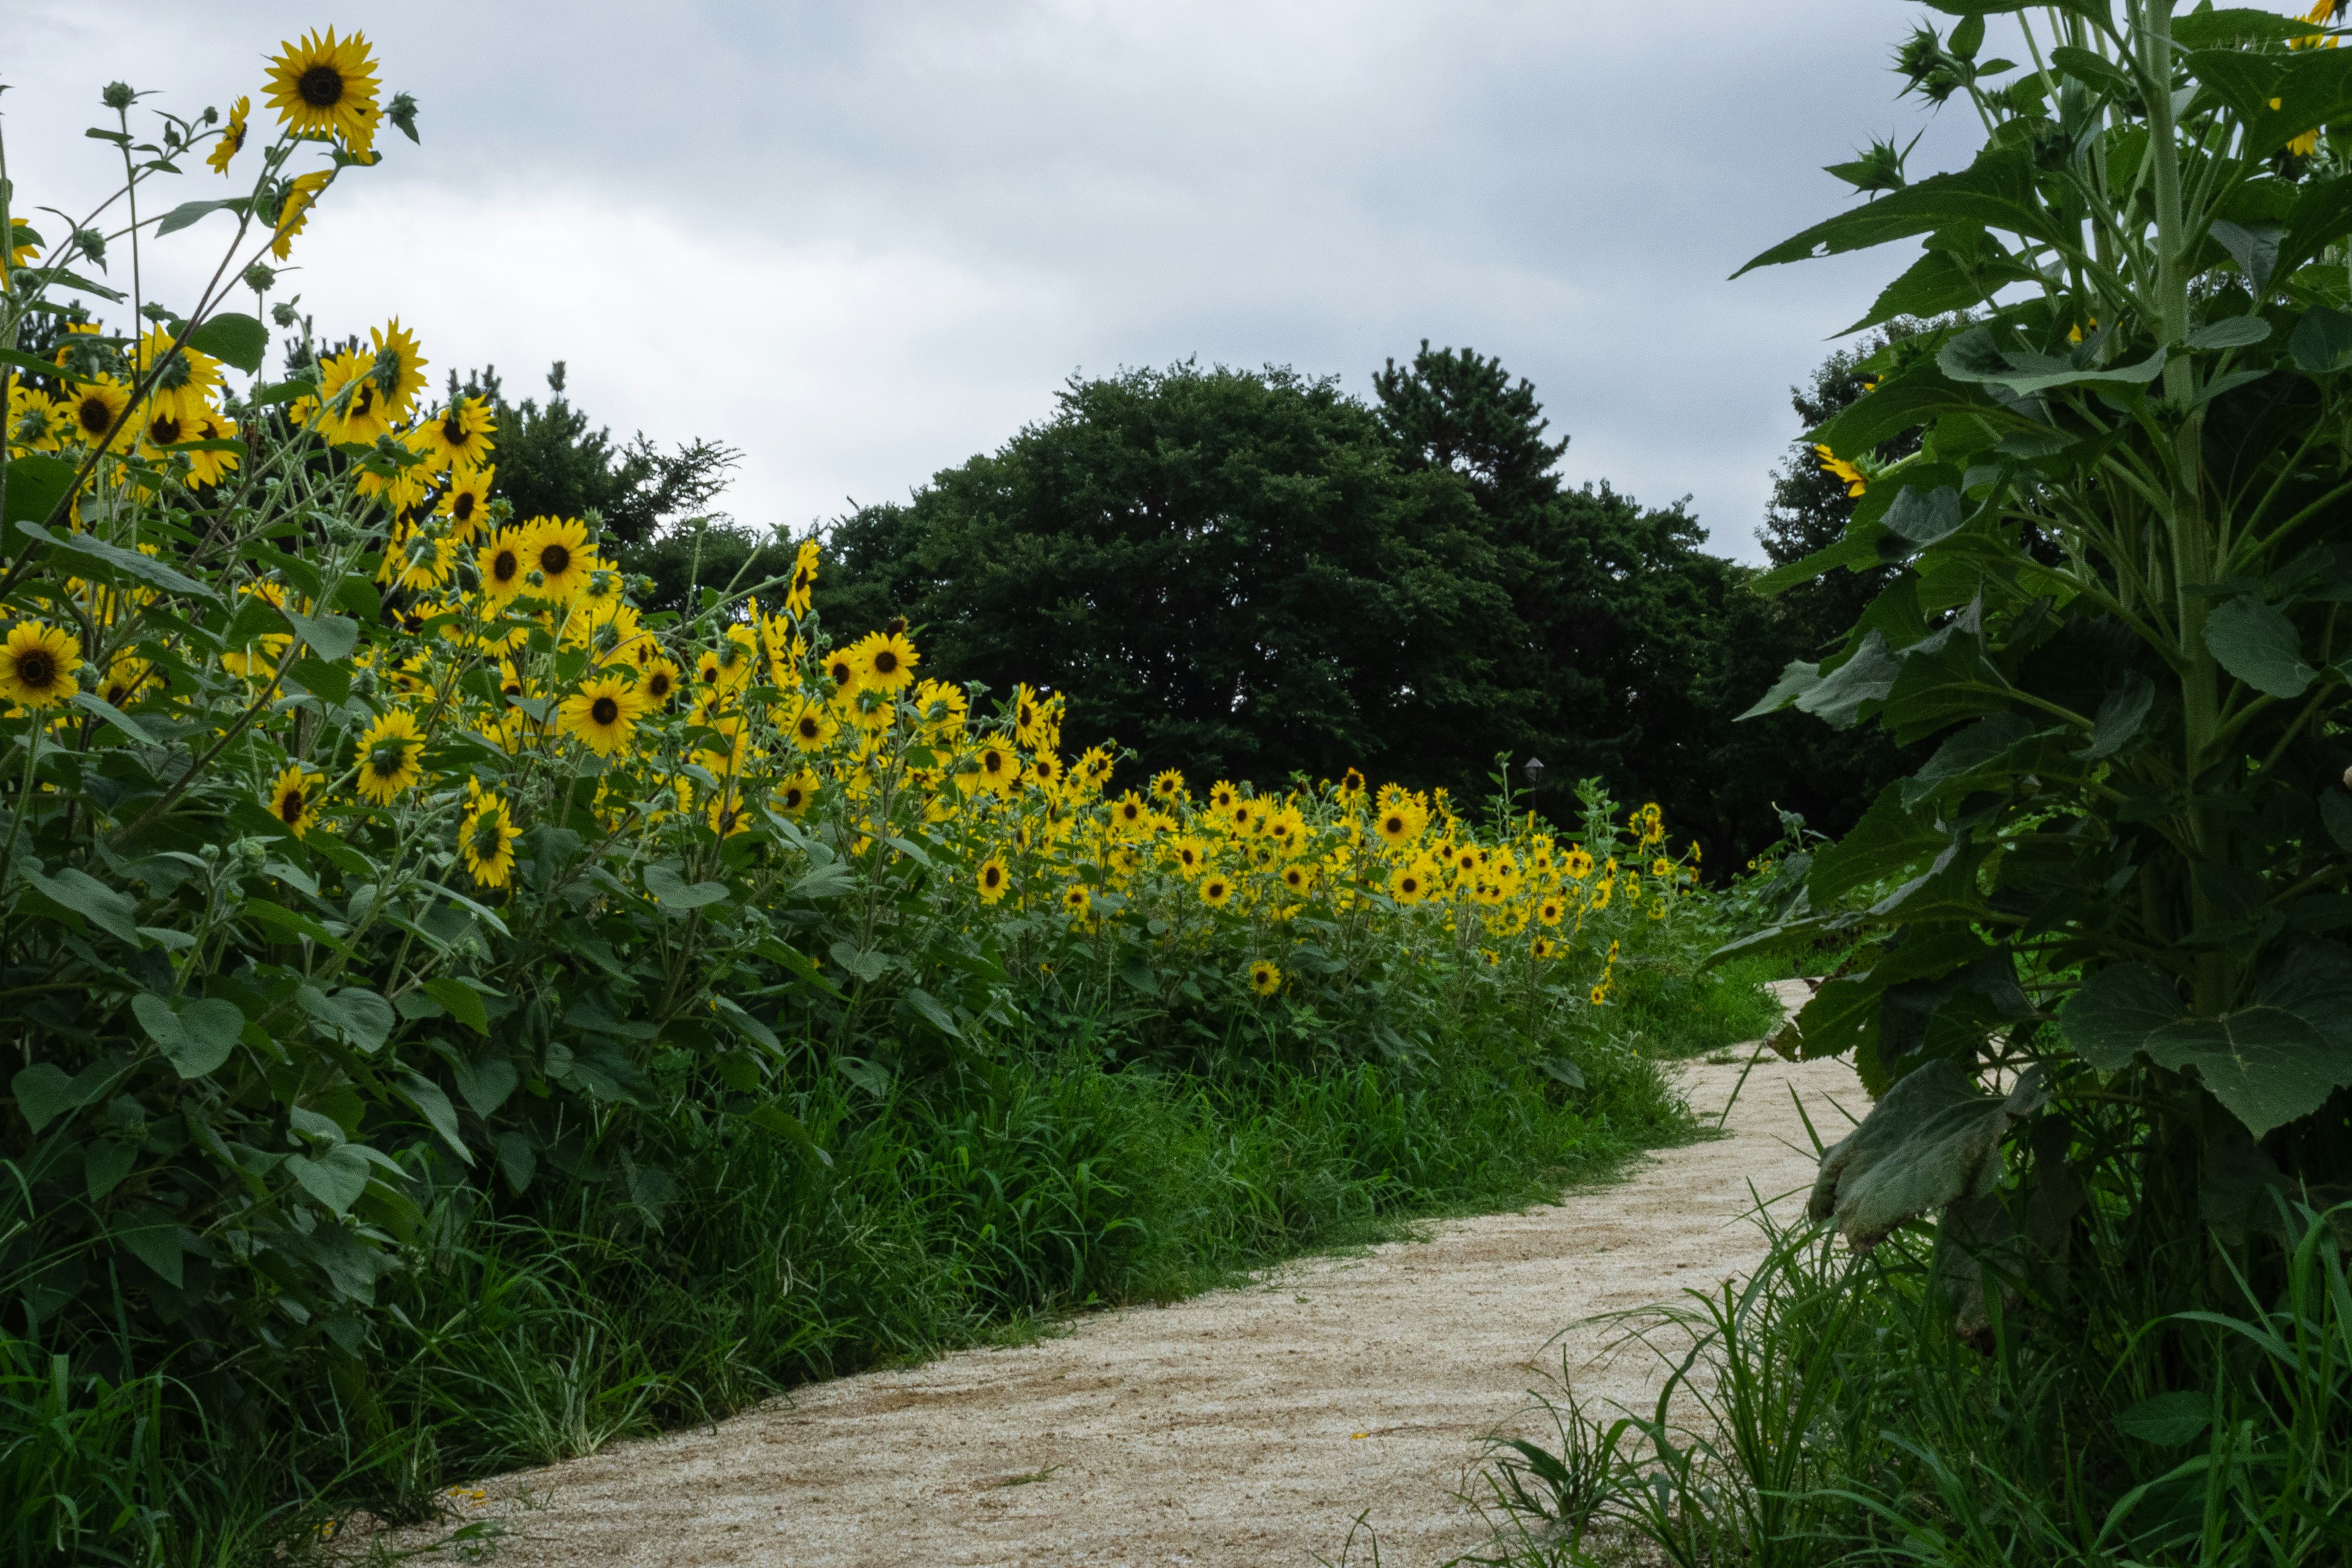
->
[1735,659,1821,720]
[243,898,353,954]
[280,607,358,662]
[2143,1009,2347,1138]
[834,1055,892,1097]
[712,995,780,1050]
[67,690,158,745]
[1811,783,1948,903]
[2076,674,2155,760]
[130,993,245,1079]
[16,519,214,600]
[21,864,146,948]
[298,985,394,1052]
[496,1132,535,1193]
[1939,325,2168,397]
[153,198,246,237]
[2059,963,2184,1071]
[1736,148,2058,276]
[900,987,963,1039]
[395,1074,472,1164]
[0,348,90,386]
[1883,484,1966,549]
[2116,1391,2211,1447]
[2185,314,2272,351]
[1811,359,2002,459]
[115,1208,184,1287]
[451,1050,518,1118]
[2191,45,2352,160]
[744,1103,833,1167]
[1880,615,2014,745]
[1807,1060,2045,1250]
[644,861,728,911]
[186,312,268,373]
[1785,974,1884,1066]
[1119,955,1159,995]
[1842,243,2036,337]
[2290,305,2352,374]
[1,456,80,529]
[2049,44,2136,99]
[422,978,489,1035]
[2175,9,2325,48]
[84,1138,137,1202]
[285,1145,371,1215]
[2321,790,2352,853]
[2204,595,2315,698]
[11,1056,125,1134]
[827,941,891,983]
[2279,181,2352,288]
[1797,630,1901,729]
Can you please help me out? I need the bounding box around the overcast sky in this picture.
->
[9,2,1990,563]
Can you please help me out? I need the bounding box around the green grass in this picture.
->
[2,960,1781,1565]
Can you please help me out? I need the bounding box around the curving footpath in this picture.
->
[409,981,1859,1566]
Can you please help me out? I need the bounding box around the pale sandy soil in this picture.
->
[399,981,1860,1567]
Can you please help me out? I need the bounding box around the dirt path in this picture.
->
[417,982,1860,1567]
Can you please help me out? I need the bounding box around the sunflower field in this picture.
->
[0,29,1779,1559]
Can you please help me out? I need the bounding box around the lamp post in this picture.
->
[1524,757,1545,789]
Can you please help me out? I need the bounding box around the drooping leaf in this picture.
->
[17,519,214,599]
[1,456,80,528]
[1736,148,2059,277]
[114,1209,185,1287]
[1796,630,1901,729]
[1811,783,1948,903]
[1883,484,1966,549]
[1736,659,1822,720]
[2143,1008,2350,1137]
[1808,1060,2046,1249]
[421,978,489,1035]
[280,608,358,662]
[644,861,728,911]
[285,1146,372,1215]
[153,198,246,237]
[394,1073,472,1164]
[11,1057,124,1134]
[2077,674,2155,760]
[2059,963,2184,1071]
[451,1050,518,1118]
[21,864,147,948]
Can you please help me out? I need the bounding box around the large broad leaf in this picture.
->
[185,312,269,374]
[2059,962,2184,1071]
[1810,783,1948,903]
[16,520,214,600]
[296,984,394,1052]
[130,993,246,1079]
[1882,484,1966,549]
[2203,594,2316,698]
[1939,325,2168,398]
[2143,1010,2345,1139]
[1736,658,1822,720]
[20,864,146,949]
[10,1055,127,1134]
[1902,713,2041,807]
[1843,241,2040,337]
[1796,630,1901,728]
[2192,45,2352,160]
[451,1049,518,1118]
[1809,1060,2046,1250]
[1811,358,2003,460]
[1736,148,2058,276]
[1,456,79,528]
[644,861,728,911]
[1881,615,2013,744]
[394,1074,472,1164]
[284,1145,372,1215]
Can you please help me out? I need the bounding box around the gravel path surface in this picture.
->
[410,982,1860,1567]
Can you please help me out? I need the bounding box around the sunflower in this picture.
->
[1208,780,1238,814]
[98,655,153,709]
[518,516,594,600]
[61,376,133,452]
[1111,793,1148,834]
[1537,897,1564,926]
[780,693,840,752]
[771,770,819,816]
[977,856,1011,904]
[184,408,241,487]
[1170,836,1208,877]
[1248,960,1282,997]
[0,622,81,709]
[970,742,1016,796]
[1588,984,1609,1007]
[139,400,192,461]
[777,538,821,617]
[477,529,529,606]
[1562,846,1594,881]
[438,464,493,540]
[359,321,427,420]
[707,792,750,838]
[1151,768,1185,802]
[820,646,859,695]
[460,794,521,888]
[559,675,644,757]
[136,328,225,406]
[265,28,382,151]
[638,656,682,708]
[354,709,425,804]
[208,96,251,173]
[1200,873,1234,909]
[1281,863,1314,896]
[914,678,968,736]
[1387,863,1427,904]
[420,395,494,471]
[7,383,66,452]
[1061,884,1091,919]
[1651,857,1674,879]
[263,764,326,839]
[853,629,919,693]
[271,168,334,261]
[314,348,388,444]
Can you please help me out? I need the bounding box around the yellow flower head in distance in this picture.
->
[1199,872,1235,909]
[785,538,821,617]
[266,764,326,839]
[1249,960,1282,997]
[977,856,1011,905]
[639,655,682,709]
[771,770,820,817]
[559,674,645,758]
[1152,767,1185,802]
[0,622,80,709]
[780,692,840,753]
[522,516,594,601]
[61,375,134,453]
[422,396,495,473]
[208,97,251,174]
[461,793,521,888]
[477,528,529,606]
[265,28,382,153]
[355,709,426,804]
[854,628,919,694]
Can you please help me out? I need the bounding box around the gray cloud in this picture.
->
[9,2,1988,560]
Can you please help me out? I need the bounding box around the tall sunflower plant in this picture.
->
[1732,0,2352,1324]
[0,35,1703,1404]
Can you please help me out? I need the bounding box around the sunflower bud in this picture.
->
[244,263,277,295]
[271,301,302,328]
[525,568,546,588]
[102,81,136,111]
[74,228,107,267]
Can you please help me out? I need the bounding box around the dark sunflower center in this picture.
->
[785,787,805,809]
[17,650,56,688]
[451,492,475,522]
[797,717,820,739]
[279,788,306,824]
[298,64,344,107]
[984,867,1000,887]
[442,413,465,443]
[648,672,671,699]
[873,649,898,674]
[590,696,619,725]
[350,384,375,416]
[829,662,851,687]
[492,548,518,581]
[718,809,737,831]
[77,397,113,435]
[539,543,571,575]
